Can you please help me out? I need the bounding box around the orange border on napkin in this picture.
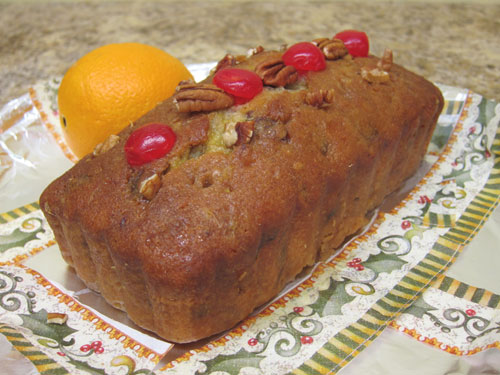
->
[22,266,166,363]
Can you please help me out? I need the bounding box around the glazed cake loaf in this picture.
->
[40,36,443,343]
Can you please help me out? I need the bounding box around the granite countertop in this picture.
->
[0,1,499,108]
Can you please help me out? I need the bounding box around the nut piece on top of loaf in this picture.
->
[40,31,444,343]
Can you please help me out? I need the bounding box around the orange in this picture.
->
[58,43,193,159]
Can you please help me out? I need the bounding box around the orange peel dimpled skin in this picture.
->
[57,43,193,159]
[41,32,444,343]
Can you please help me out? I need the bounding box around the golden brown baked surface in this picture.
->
[40,42,443,343]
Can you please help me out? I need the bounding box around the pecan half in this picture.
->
[235,120,255,145]
[304,89,335,108]
[139,173,161,200]
[255,57,298,87]
[377,48,393,72]
[361,67,390,83]
[174,82,234,113]
[312,38,348,60]
[93,134,120,156]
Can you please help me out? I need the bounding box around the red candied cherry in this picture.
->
[300,336,314,345]
[485,150,491,158]
[293,306,304,314]
[57,351,66,356]
[213,68,263,105]
[80,344,91,352]
[282,42,326,72]
[248,338,258,346]
[124,123,176,166]
[465,309,476,317]
[334,30,369,57]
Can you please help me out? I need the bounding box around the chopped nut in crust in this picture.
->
[235,121,255,145]
[178,79,195,86]
[247,45,265,56]
[255,57,298,87]
[214,54,236,73]
[312,38,349,60]
[304,89,335,108]
[361,67,390,83]
[223,121,255,147]
[139,173,161,200]
[47,312,68,325]
[377,48,393,72]
[174,83,234,113]
[93,134,120,156]
[266,98,292,124]
[312,38,330,48]
[222,122,238,147]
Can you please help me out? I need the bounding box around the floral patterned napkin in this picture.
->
[0,75,499,374]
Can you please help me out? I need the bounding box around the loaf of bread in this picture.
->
[40,37,443,343]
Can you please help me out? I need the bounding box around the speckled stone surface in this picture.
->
[0,1,499,108]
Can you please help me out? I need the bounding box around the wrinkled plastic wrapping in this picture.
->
[0,93,73,212]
